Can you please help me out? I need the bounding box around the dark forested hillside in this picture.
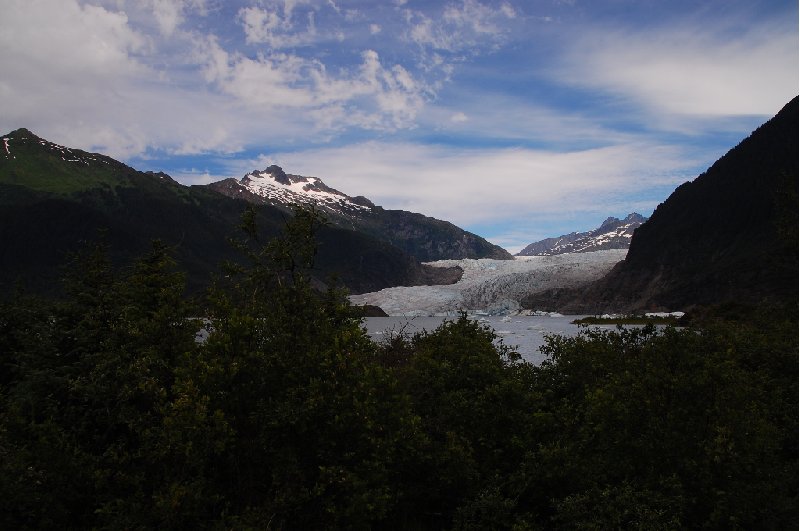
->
[346,206,513,261]
[0,128,461,296]
[1,209,795,529]
[524,97,799,313]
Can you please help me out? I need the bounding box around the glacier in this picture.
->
[350,249,627,316]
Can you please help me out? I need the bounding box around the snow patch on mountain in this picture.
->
[350,249,627,316]
[518,213,646,256]
[3,129,112,166]
[240,165,369,214]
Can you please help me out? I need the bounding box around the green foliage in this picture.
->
[535,320,798,529]
[0,237,197,528]
[377,315,542,529]
[571,315,681,325]
[0,129,136,195]
[0,205,796,529]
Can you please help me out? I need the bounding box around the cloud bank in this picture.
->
[1,0,796,251]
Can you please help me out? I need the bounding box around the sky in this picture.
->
[1,0,797,253]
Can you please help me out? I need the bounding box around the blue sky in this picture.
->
[2,0,797,252]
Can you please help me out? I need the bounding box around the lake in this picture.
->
[362,314,619,365]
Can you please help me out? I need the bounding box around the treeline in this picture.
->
[1,208,796,529]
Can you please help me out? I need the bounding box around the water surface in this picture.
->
[362,315,614,365]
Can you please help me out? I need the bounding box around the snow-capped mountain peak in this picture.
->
[234,165,370,214]
[517,213,647,256]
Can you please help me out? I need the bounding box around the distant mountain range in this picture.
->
[0,130,505,296]
[4,96,796,312]
[522,96,799,313]
[517,213,647,256]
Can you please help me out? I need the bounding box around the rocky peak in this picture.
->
[517,213,647,256]
[228,166,372,216]
[263,164,290,185]
[7,128,37,140]
[598,216,621,230]
[145,170,179,185]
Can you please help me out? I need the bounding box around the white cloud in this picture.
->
[0,0,432,157]
[265,140,699,230]
[0,0,302,158]
[196,39,425,130]
[1,0,148,77]
[398,0,519,90]
[2,0,786,254]
[403,0,514,53]
[556,18,798,121]
[197,37,316,107]
[0,1,153,153]
[420,89,641,149]
[443,0,511,35]
[239,6,282,44]
[237,3,319,48]
[369,23,381,35]
[499,2,516,19]
[150,0,185,36]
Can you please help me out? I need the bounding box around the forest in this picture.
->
[1,207,796,529]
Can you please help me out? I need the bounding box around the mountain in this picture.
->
[0,129,474,296]
[517,213,647,256]
[0,128,242,294]
[522,97,799,313]
[209,165,370,217]
[208,166,513,261]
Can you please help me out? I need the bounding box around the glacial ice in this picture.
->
[645,311,686,318]
[350,249,627,316]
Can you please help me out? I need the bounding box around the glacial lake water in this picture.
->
[362,315,619,365]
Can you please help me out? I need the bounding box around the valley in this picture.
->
[1,98,797,316]
[1,3,796,528]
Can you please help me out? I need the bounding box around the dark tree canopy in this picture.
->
[0,207,796,529]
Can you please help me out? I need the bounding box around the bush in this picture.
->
[0,207,795,529]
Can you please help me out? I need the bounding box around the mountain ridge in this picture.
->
[517,213,646,256]
[522,96,799,313]
[0,129,494,296]
[207,165,513,262]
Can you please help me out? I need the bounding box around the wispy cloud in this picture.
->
[0,0,434,156]
[398,0,519,84]
[554,16,798,125]
[195,36,426,131]
[260,140,702,226]
[0,1,154,155]
[238,2,319,49]
[1,0,795,252]
[403,0,515,52]
[148,0,204,36]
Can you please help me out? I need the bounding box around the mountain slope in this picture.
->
[0,130,462,296]
[523,97,799,313]
[517,213,646,256]
[1,128,142,194]
[207,165,512,261]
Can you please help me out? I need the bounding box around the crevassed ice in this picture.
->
[350,249,627,316]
